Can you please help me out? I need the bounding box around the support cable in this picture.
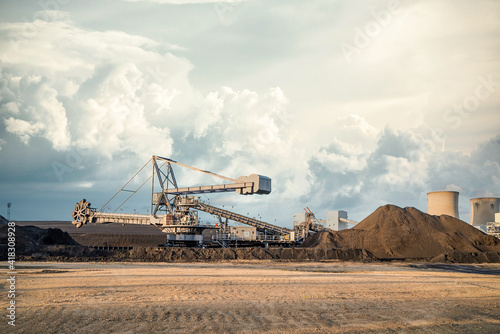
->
[112,175,152,213]
[98,158,152,212]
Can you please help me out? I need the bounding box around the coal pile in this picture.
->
[4,206,500,263]
[1,221,375,262]
[0,215,8,225]
[17,246,376,263]
[70,233,167,247]
[0,224,79,258]
[302,204,500,261]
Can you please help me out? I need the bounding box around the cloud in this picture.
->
[306,120,500,221]
[312,114,379,174]
[0,12,197,159]
[3,117,45,145]
[1,102,20,114]
[0,3,499,225]
[173,86,300,198]
[0,10,300,205]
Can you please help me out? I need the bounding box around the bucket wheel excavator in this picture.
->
[71,155,294,246]
[72,199,92,228]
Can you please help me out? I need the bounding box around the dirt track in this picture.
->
[2,261,500,333]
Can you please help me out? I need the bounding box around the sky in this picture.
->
[0,0,499,227]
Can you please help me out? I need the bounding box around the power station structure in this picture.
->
[470,197,500,238]
[425,191,500,238]
[427,191,460,218]
[470,197,500,226]
[487,213,500,238]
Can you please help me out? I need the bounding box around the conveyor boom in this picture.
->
[193,201,292,236]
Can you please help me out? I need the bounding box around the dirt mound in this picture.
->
[0,224,79,255]
[429,251,500,263]
[5,205,500,263]
[302,205,500,260]
[70,233,167,247]
[1,223,375,262]
[17,245,376,263]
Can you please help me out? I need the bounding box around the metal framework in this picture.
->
[71,155,291,245]
[486,222,500,239]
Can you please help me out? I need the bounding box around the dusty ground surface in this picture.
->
[1,261,500,333]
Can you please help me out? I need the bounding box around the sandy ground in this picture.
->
[1,261,500,333]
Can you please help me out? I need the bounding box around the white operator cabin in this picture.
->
[326,211,348,231]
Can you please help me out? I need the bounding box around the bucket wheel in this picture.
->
[72,199,93,228]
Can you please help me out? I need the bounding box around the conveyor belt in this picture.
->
[194,202,291,236]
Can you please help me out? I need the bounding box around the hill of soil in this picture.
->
[4,206,500,263]
[16,220,166,235]
[70,233,167,247]
[302,204,500,260]
[0,222,375,262]
[0,224,79,254]
[0,215,8,225]
[16,245,376,262]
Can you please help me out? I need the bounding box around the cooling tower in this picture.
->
[470,197,500,226]
[427,191,459,218]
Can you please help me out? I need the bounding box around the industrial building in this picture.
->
[470,197,500,237]
[470,197,500,226]
[427,191,460,218]
[426,191,500,239]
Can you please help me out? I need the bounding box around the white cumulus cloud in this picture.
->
[0,12,197,159]
[3,117,45,145]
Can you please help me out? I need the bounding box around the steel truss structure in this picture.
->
[71,155,294,245]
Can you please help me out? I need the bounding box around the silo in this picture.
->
[470,197,500,226]
[427,191,459,218]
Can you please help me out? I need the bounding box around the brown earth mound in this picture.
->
[0,215,8,225]
[302,204,500,260]
[17,245,376,262]
[5,205,500,263]
[0,224,79,256]
[1,223,375,262]
[429,251,500,263]
[70,233,167,247]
